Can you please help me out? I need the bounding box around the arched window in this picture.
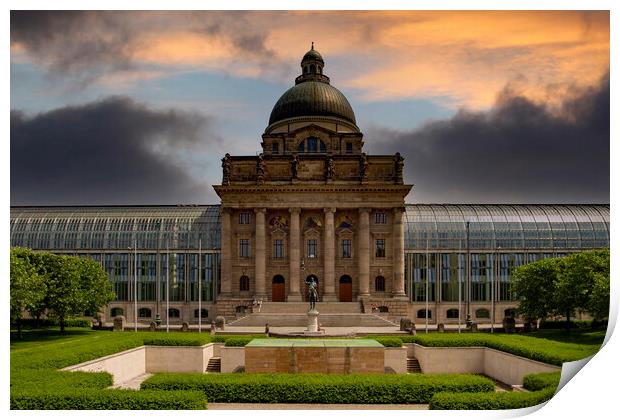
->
[304,66,309,74]
[378,306,389,313]
[417,309,431,318]
[504,308,516,318]
[111,307,124,317]
[447,308,459,319]
[138,308,151,318]
[375,276,385,292]
[168,308,180,318]
[194,309,208,318]
[476,308,490,319]
[310,64,316,73]
[298,141,305,153]
[239,275,250,291]
[298,138,327,153]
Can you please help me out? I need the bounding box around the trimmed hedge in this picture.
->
[373,337,403,348]
[396,333,600,366]
[224,337,255,347]
[142,336,212,347]
[429,387,555,410]
[523,372,561,392]
[10,389,207,410]
[141,373,494,404]
[12,318,92,328]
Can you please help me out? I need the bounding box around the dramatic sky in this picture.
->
[10,10,610,205]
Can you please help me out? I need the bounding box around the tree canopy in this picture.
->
[512,249,610,330]
[10,248,115,334]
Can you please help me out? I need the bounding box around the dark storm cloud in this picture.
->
[11,11,136,85]
[11,11,289,85]
[11,97,213,205]
[368,73,609,203]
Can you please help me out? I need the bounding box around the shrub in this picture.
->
[539,320,590,330]
[394,333,600,366]
[429,388,555,410]
[373,337,403,348]
[142,335,212,347]
[141,373,494,404]
[12,318,92,328]
[224,337,254,347]
[10,389,207,410]
[523,372,561,392]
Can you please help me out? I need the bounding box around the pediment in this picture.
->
[303,227,321,237]
[337,227,354,236]
[289,123,336,137]
[271,227,288,236]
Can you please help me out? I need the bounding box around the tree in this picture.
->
[512,249,610,333]
[76,257,115,320]
[21,250,115,333]
[512,258,559,323]
[556,249,610,326]
[10,248,46,339]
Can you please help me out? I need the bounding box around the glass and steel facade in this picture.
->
[10,204,609,320]
[403,204,610,307]
[10,206,221,312]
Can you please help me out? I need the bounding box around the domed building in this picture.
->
[214,44,413,317]
[9,45,610,329]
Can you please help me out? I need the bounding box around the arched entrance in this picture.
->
[339,275,353,302]
[305,274,320,302]
[272,275,285,302]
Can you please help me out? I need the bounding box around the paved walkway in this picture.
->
[208,403,429,410]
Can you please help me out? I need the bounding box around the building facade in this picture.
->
[9,46,611,325]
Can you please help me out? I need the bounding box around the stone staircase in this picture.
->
[228,302,398,327]
[407,358,422,373]
[206,357,221,373]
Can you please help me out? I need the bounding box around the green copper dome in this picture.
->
[268,45,356,126]
[269,81,356,126]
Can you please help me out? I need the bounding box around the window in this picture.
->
[194,309,208,318]
[476,308,490,319]
[298,142,305,153]
[375,275,385,291]
[342,239,351,258]
[273,239,284,259]
[346,142,353,153]
[239,239,250,258]
[110,307,124,317]
[138,308,151,318]
[447,309,459,319]
[168,308,180,318]
[307,239,317,258]
[307,136,318,152]
[375,212,387,224]
[504,308,516,318]
[239,212,251,224]
[239,275,250,291]
[272,143,279,154]
[375,239,386,258]
[417,309,431,318]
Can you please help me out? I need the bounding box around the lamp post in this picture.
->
[198,238,202,333]
[133,240,137,333]
[466,221,472,328]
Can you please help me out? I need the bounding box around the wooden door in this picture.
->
[339,276,352,302]
[272,276,285,302]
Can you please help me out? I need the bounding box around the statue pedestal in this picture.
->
[306,309,319,332]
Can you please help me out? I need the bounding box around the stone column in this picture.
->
[358,208,370,298]
[323,207,337,302]
[220,208,232,297]
[392,207,407,299]
[288,208,302,301]
[254,208,267,299]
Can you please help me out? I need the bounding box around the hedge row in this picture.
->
[396,333,599,366]
[523,372,561,392]
[429,387,556,410]
[539,320,607,330]
[372,337,403,348]
[141,373,494,404]
[142,336,212,347]
[12,318,92,328]
[10,389,207,410]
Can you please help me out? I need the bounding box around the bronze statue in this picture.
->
[306,277,318,310]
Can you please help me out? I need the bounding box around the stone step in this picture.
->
[407,358,422,374]
[228,313,396,327]
[257,302,361,314]
[206,357,221,373]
